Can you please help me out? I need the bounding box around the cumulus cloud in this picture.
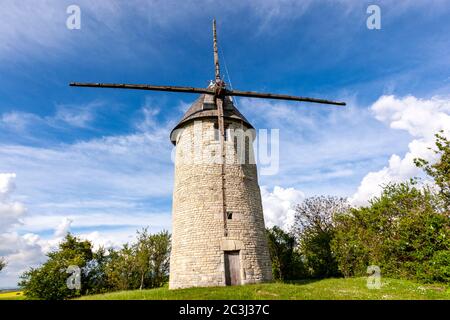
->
[53,218,73,237]
[77,230,137,251]
[0,174,45,287]
[350,95,450,205]
[0,175,80,287]
[261,185,304,230]
[0,173,26,233]
[0,232,46,288]
[0,172,16,196]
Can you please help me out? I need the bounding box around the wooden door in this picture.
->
[224,251,241,286]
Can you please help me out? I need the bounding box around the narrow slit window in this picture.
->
[214,123,219,141]
[224,124,230,141]
[227,211,233,220]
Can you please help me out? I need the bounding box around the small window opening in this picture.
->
[227,211,233,220]
[224,124,230,141]
[214,123,219,141]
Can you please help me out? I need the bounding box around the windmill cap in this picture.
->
[170,93,254,145]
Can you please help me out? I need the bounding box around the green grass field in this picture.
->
[78,278,449,300]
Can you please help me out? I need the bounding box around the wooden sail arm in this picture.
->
[225,89,346,106]
[69,82,214,95]
[212,19,221,82]
[69,83,346,106]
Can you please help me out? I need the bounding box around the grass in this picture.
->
[0,291,25,300]
[78,278,450,300]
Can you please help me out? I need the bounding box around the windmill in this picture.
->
[70,20,345,289]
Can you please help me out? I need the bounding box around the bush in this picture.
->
[20,234,93,300]
[331,182,450,283]
[418,250,450,283]
[292,196,349,278]
[266,226,306,280]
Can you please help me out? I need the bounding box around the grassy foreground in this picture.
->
[78,278,449,300]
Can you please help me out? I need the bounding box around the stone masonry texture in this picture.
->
[169,118,273,289]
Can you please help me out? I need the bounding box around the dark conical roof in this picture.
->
[170,92,254,145]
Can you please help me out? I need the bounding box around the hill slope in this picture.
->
[78,278,449,300]
[0,291,25,300]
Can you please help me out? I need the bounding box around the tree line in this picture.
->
[267,132,449,284]
[19,228,170,300]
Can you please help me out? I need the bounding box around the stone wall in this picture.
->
[169,119,273,289]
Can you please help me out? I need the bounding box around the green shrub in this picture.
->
[418,250,450,283]
[292,196,349,278]
[20,234,93,300]
[266,226,307,280]
[331,182,449,283]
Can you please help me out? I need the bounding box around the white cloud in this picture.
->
[78,229,136,251]
[135,99,161,132]
[0,173,26,233]
[0,174,46,288]
[372,95,450,138]
[53,105,95,128]
[0,130,174,207]
[20,212,171,235]
[261,185,304,230]
[0,232,46,288]
[53,218,73,237]
[0,112,42,132]
[0,101,101,134]
[350,95,450,205]
[0,173,16,196]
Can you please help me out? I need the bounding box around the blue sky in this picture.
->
[1,0,450,287]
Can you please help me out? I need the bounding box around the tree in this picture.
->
[19,234,94,300]
[84,246,114,294]
[414,131,450,210]
[332,181,449,282]
[104,229,171,291]
[0,257,6,272]
[292,196,349,278]
[135,228,152,290]
[266,226,305,280]
[147,230,171,288]
[105,243,141,291]
[133,228,171,289]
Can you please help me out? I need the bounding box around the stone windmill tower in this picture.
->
[70,20,345,289]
